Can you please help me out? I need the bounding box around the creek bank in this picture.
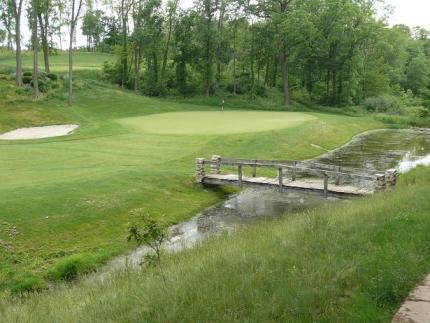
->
[95,128,430,279]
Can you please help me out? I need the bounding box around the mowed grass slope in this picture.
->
[2,167,430,322]
[0,50,115,72]
[0,52,385,293]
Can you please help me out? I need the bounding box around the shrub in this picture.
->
[48,253,102,281]
[0,74,8,80]
[23,71,32,77]
[46,73,58,81]
[11,277,45,294]
[362,95,401,114]
[30,79,49,92]
[22,75,32,84]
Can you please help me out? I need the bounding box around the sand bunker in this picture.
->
[0,124,79,140]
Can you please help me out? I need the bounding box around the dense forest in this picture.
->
[1,0,430,110]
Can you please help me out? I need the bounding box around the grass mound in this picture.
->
[118,111,316,135]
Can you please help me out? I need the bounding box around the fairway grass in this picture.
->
[0,51,115,72]
[0,52,387,294]
[118,111,316,134]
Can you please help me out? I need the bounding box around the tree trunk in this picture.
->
[161,0,177,84]
[215,3,225,85]
[38,13,50,73]
[121,0,128,88]
[14,11,23,86]
[134,44,141,92]
[68,25,74,106]
[68,0,82,107]
[232,28,237,95]
[32,0,40,98]
[279,49,289,106]
[12,0,25,87]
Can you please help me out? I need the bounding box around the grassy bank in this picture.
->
[1,167,429,322]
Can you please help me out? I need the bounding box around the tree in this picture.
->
[10,0,25,86]
[195,0,218,97]
[31,0,40,98]
[253,0,295,106]
[37,0,52,73]
[407,55,430,95]
[68,0,83,107]
[0,1,14,49]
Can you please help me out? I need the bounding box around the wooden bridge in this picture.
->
[195,155,398,197]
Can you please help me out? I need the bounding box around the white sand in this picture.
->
[0,124,79,140]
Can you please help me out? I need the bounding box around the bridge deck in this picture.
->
[203,174,373,196]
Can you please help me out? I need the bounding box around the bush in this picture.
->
[11,277,45,294]
[23,71,32,77]
[29,79,50,92]
[0,74,8,80]
[48,253,102,281]
[46,73,58,81]
[22,75,32,84]
[362,95,401,114]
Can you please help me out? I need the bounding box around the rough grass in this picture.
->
[0,51,386,294]
[1,166,429,322]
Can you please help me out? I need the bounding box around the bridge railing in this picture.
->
[196,155,398,196]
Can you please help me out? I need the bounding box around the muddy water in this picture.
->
[99,129,430,276]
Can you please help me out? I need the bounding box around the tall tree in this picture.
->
[32,0,40,97]
[0,1,14,49]
[68,0,83,106]
[160,0,178,85]
[37,0,52,73]
[196,0,218,96]
[10,0,25,86]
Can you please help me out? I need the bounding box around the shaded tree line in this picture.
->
[1,0,430,108]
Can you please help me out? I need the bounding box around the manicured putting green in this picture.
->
[118,111,316,135]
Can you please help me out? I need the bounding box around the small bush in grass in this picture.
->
[48,253,101,281]
[23,71,32,77]
[46,73,58,81]
[22,75,32,84]
[11,277,45,294]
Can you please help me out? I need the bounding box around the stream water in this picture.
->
[99,129,430,276]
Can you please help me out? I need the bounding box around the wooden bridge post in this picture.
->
[238,164,243,187]
[278,167,283,190]
[385,169,398,190]
[211,155,222,174]
[252,160,257,177]
[196,158,205,183]
[323,173,328,198]
[335,166,341,186]
[292,161,297,181]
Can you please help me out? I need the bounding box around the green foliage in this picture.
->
[11,277,45,295]
[46,73,58,81]
[362,96,401,114]
[127,209,168,267]
[48,254,103,281]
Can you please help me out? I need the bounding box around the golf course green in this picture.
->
[118,111,316,134]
